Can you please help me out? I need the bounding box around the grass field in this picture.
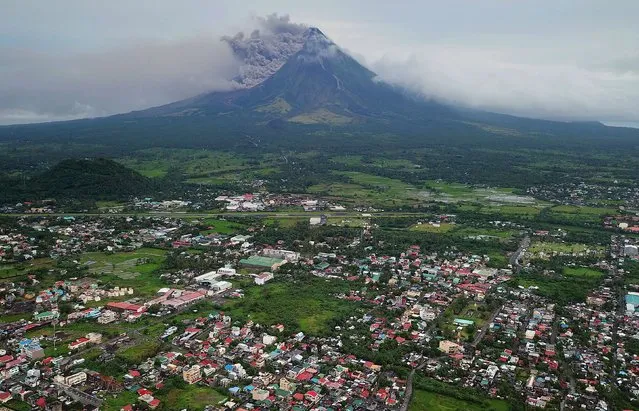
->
[264,217,301,228]
[410,389,509,411]
[563,267,604,278]
[529,241,606,255]
[117,341,161,364]
[455,227,518,240]
[224,278,357,335]
[410,222,455,233]
[163,384,227,409]
[550,204,618,215]
[201,218,246,234]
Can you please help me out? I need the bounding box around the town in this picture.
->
[0,186,637,411]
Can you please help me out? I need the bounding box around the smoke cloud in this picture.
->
[0,37,238,125]
[222,14,308,88]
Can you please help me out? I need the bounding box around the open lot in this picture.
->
[224,277,358,335]
[529,241,606,256]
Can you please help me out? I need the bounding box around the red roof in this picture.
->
[107,302,144,312]
[0,355,13,363]
[137,388,153,396]
[296,371,313,381]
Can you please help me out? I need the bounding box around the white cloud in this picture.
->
[372,45,639,122]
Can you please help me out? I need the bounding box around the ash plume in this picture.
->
[223,14,309,88]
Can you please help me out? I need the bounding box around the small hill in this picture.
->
[37,158,152,199]
[0,159,153,202]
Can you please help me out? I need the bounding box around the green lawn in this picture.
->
[563,267,604,278]
[410,389,509,411]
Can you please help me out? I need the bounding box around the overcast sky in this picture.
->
[2,0,639,125]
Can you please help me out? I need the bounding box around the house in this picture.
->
[240,255,287,271]
[255,272,274,285]
[439,340,462,354]
[0,391,12,403]
[33,311,59,322]
[183,365,202,384]
[98,310,118,324]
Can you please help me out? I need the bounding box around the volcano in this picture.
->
[2,26,638,152]
[129,27,454,126]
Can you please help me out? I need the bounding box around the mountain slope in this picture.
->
[129,28,455,125]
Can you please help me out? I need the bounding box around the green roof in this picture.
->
[454,318,475,326]
[239,255,284,268]
[314,262,330,270]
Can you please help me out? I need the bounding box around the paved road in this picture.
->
[472,305,502,347]
[1,211,429,219]
[509,236,530,272]
[400,362,426,411]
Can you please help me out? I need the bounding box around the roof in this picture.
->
[239,256,285,268]
[107,302,143,311]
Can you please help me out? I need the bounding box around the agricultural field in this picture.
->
[80,248,166,279]
[0,258,55,281]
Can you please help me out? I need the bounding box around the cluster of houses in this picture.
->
[117,311,407,411]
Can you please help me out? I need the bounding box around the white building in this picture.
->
[625,244,639,257]
[64,372,87,386]
[255,272,274,285]
[97,310,118,324]
[212,281,232,292]
[262,249,299,262]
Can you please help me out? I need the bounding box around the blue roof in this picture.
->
[626,294,639,305]
[224,364,234,371]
